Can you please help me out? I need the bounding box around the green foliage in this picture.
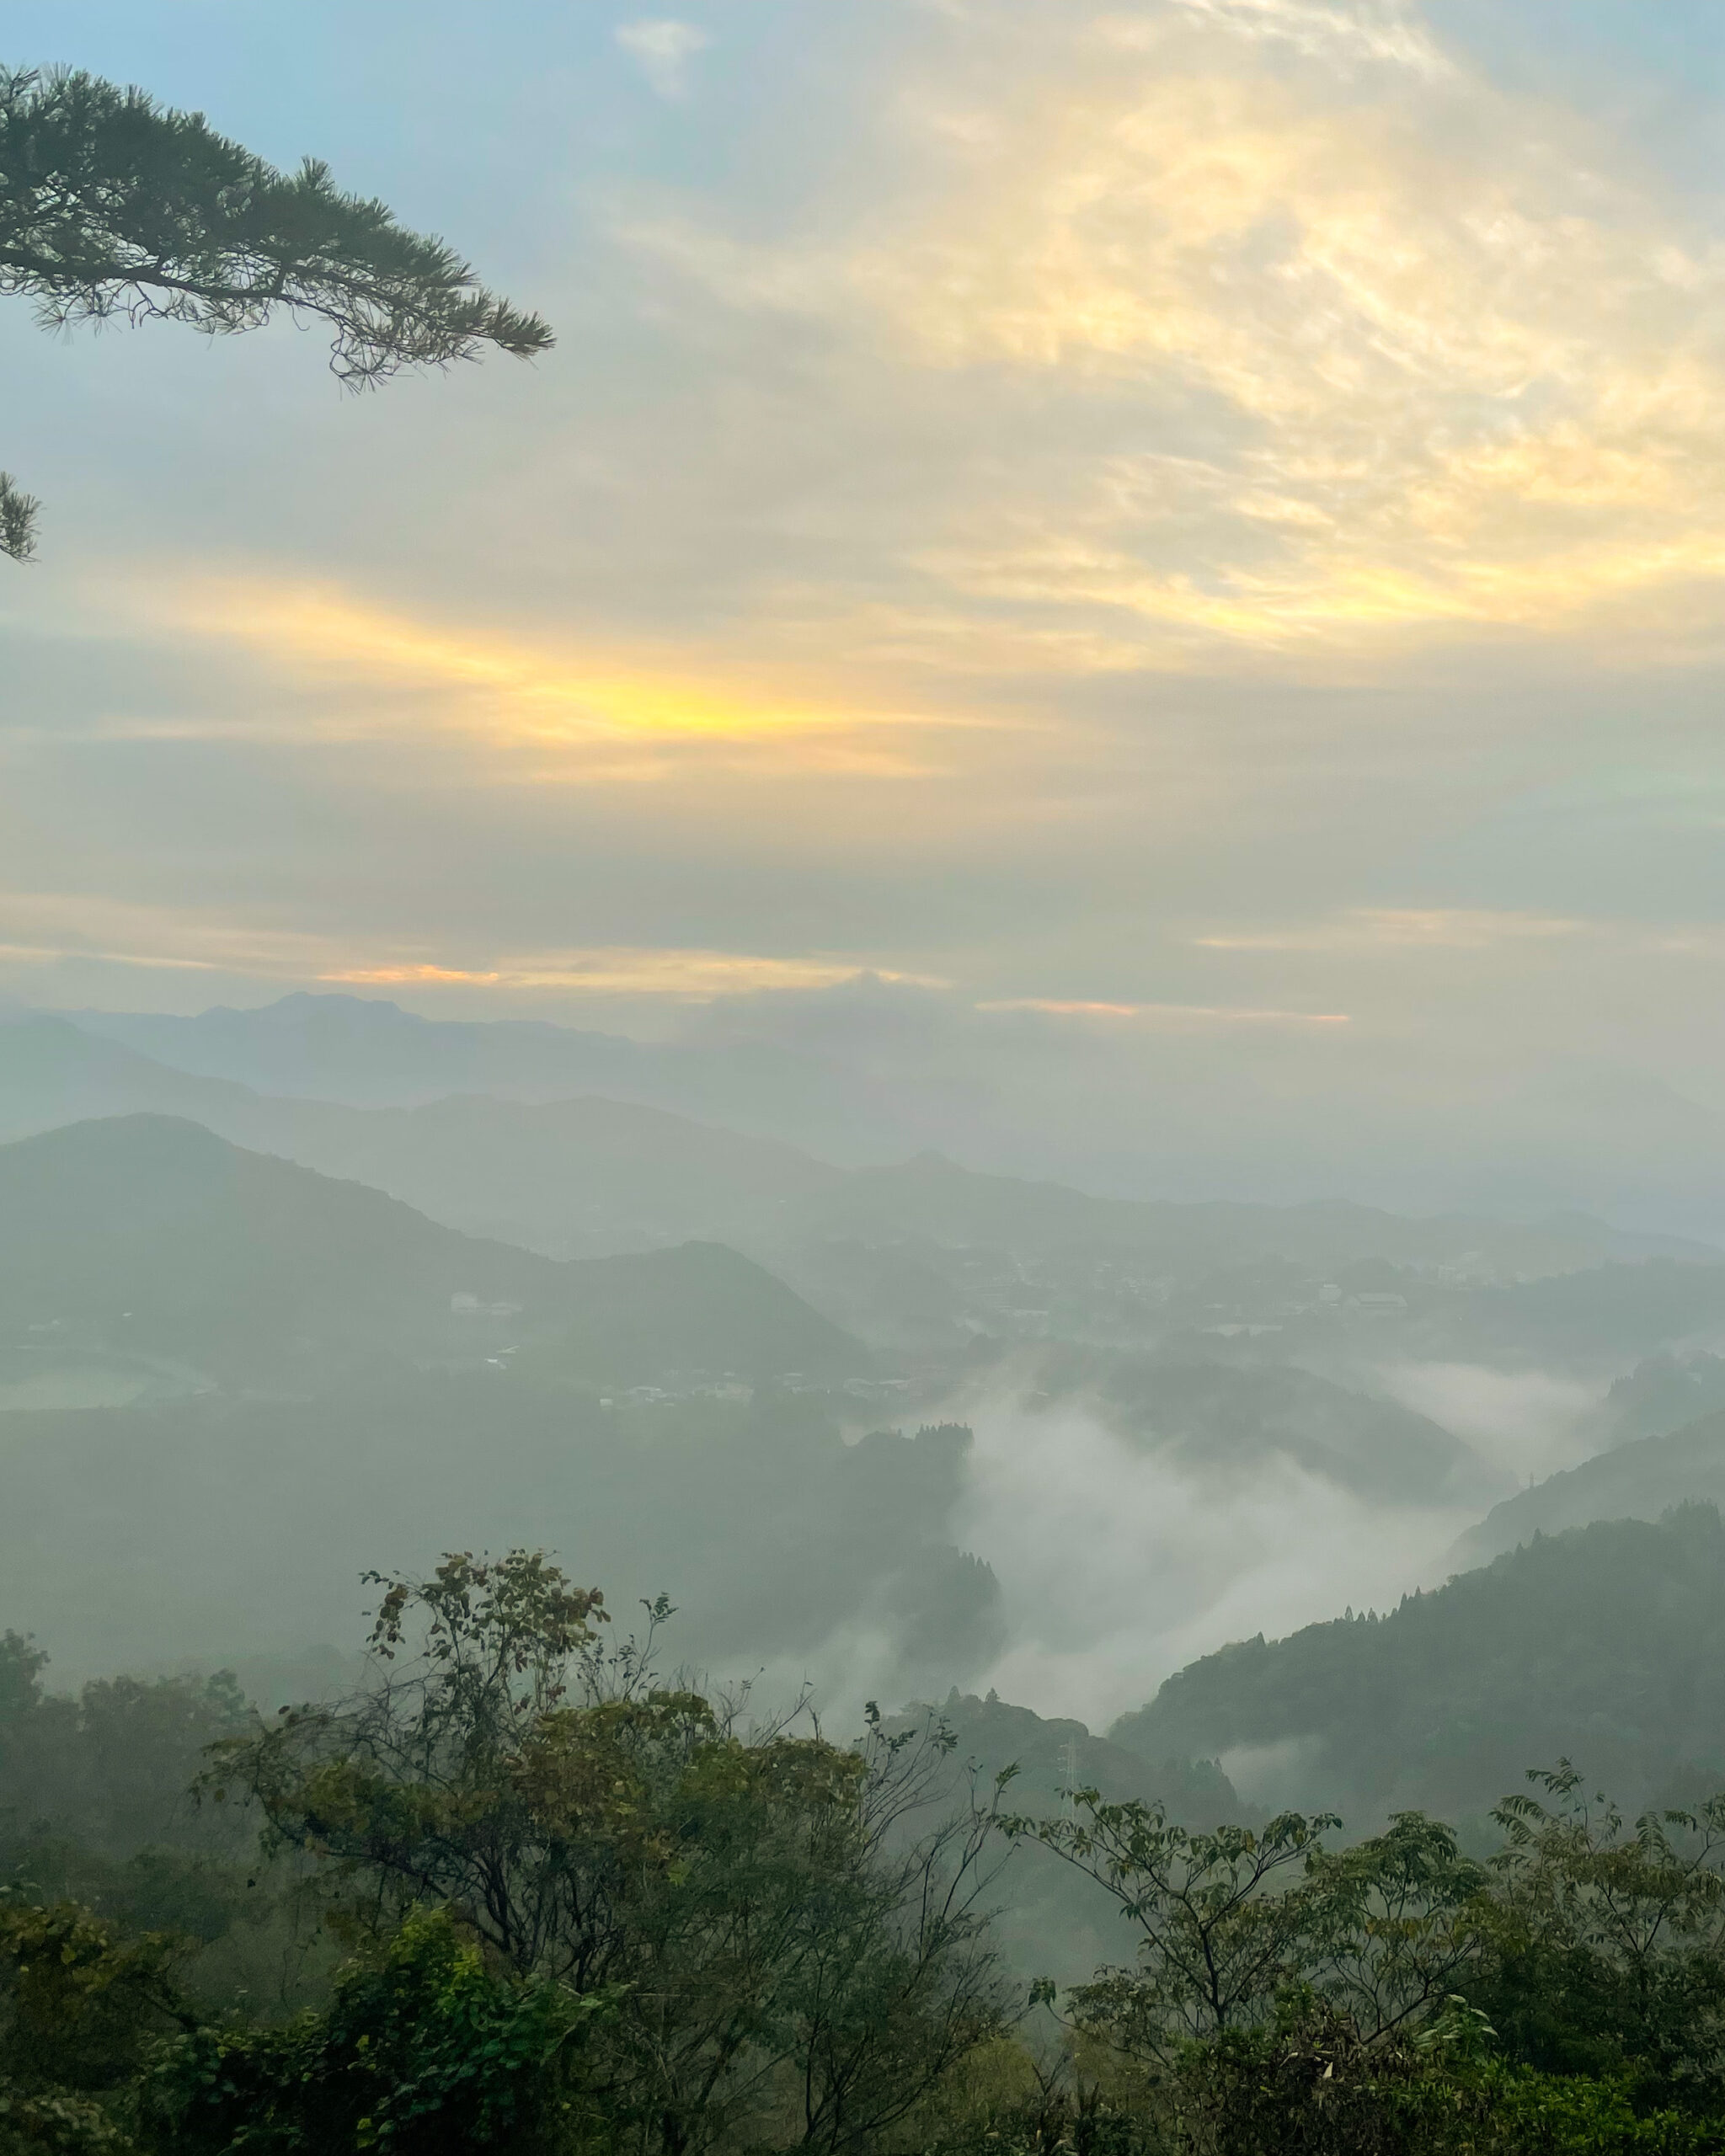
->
[29,1540,1725,2154]
[916,2015,1725,2156]
[1000,1793,1344,2053]
[0,472,37,563]
[1151,2010,1725,2156]
[211,1552,1008,2153]
[0,1638,249,1861]
[1299,1813,1491,2041]
[0,1897,191,2152]
[1468,1765,1725,2105]
[0,1630,334,2036]
[0,62,553,558]
[987,1759,1725,2156]
[147,1906,606,2153]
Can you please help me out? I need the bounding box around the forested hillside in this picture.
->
[1113,1505,1725,1823]
[1458,1408,1725,1564]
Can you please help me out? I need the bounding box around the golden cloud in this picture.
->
[633,2,1725,662]
[324,952,948,996]
[0,884,944,1001]
[98,574,990,775]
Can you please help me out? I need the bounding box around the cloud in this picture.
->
[975,997,1350,1025]
[0,885,941,1002]
[1130,0,1453,77]
[951,1398,1476,1728]
[83,571,984,779]
[17,0,1725,1157]
[323,952,948,998]
[0,892,344,983]
[1193,910,1590,953]
[622,1,1725,664]
[1370,1364,1600,1486]
[615,19,713,99]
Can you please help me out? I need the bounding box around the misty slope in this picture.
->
[908,1688,1239,1824]
[245,1090,846,1257]
[1111,1505,1725,1822]
[0,1389,996,1698]
[0,1115,862,1389]
[1602,1350,1725,1444]
[0,1015,269,1142]
[1028,1344,1502,1502]
[1454,1406,1725,1566]
[1407,1259,1725,1371]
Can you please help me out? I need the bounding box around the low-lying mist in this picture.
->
[0,1354,1634,1753]
[1369,1361,1603,1486]
[947,1398,1482,1732]
[719,1369,1593,1742]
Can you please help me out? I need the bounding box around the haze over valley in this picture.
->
[8,991,1725,1796]
[12,3,1725,2143]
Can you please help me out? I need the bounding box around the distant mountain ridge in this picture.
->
[70,993,924,1161]
[0,1113,862,1390]
[815,1151,1710,1278]
[0,1016,846,1255]
[2,1011,1707,1293]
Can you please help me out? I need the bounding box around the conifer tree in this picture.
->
[0,64,553,558]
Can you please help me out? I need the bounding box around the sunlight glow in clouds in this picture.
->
[0,890,940,1001]
[17,0,1725,1063]
[630,0,1725,665]
[324,953,949,997]
[114,577,980,775]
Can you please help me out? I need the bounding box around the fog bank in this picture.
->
[950,1401,1481,1732]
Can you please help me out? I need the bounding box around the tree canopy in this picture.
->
[17,1550,1725,2149]
[0,63,553,559]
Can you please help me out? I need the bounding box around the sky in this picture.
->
[8,0,1725,1213]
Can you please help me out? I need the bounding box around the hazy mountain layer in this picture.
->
[0,1113,862,1390]
[70,993,926,1161]
[887,1689,1242,1985]
[1453,1406,1725,1567]
[1023,1343,1503,1505]
[0,1386,997,1700]
[3,1013,1708,1298]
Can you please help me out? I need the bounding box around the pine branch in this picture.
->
[0,64,553,558]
